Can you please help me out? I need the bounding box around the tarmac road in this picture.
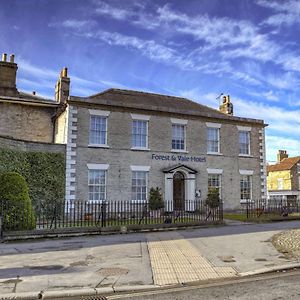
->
[107,269,300,300]
[1,220,300,297]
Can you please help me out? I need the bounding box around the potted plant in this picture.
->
[205,187,220,208]
[149,187,164,218]
[205,187,220,220]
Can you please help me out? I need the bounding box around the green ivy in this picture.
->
[0,148,65,208]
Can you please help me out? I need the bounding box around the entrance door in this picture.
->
[173,171,185,210]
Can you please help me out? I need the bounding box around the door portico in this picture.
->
[163,164,197,211]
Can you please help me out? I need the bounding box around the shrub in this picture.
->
[149,187,164,210]
[0,172,36,230]
[0,148,65,209]
[206,187,220,208]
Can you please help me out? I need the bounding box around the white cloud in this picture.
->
[49,19,96,30]
[266,135,300,162]
[257,0,300,26]
[93,1,136,20]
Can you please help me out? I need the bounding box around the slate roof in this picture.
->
[267,157,300,173]
[0,92,59,107]
[70,88,265,125]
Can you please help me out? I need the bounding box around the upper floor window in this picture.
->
[132,120,148,148]
[239,131,250,155]
[172,124,185,150]
[89,109,110,147]
[207,128,220,153]
[89,116,107,146]
[277,178,283,190]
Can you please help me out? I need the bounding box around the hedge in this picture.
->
[0,172,36,230]
[0,148,65,209]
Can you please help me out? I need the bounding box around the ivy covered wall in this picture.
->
[0,147,65,207]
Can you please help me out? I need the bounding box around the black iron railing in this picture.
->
[243,198,300,218]
[0,199,223,232]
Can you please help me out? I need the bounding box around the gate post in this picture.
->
[101,202,107,228]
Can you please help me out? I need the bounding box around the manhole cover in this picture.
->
[98,267,129,276]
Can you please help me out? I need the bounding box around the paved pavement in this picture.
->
[0,220,300,299]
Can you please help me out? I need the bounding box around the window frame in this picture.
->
[240,175,252,203]
[88,169,107,202]
[207,127,220,154]
[171,123,186,151]
[238,129,251,156]
[131,119,149,150]
[88,109,110,148]
[131,170,148,202]
[208,173,222,199]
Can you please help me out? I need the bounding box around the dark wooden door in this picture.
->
[173,172,185,210]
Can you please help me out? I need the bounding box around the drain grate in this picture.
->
[81,296,108,300]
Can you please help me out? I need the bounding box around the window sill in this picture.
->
[207,152,223,156]
[239,154,253,158]
[240,199,254,204]
[171,149,188,153]
[131,147,151,151]
[86,200,106,204]
[88,144,110,148]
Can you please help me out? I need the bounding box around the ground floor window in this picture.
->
[240,175,252,201]
[208,174,221,198]
[132,171,148,201]
[88,169,106,201]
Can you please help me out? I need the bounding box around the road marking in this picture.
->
[147,232,236,286]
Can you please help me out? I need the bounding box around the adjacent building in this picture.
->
[267,150,300,203]
[0,53,268,210]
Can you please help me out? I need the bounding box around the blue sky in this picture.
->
[1,0,300,162]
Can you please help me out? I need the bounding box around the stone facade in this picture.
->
[67,90,266,210]
[0,135,65,153]
[0,53,69,143]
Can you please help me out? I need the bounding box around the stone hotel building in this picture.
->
[0,54,267,210]
[63,90,267,210]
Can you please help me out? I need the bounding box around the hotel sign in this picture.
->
[151,153,206,163]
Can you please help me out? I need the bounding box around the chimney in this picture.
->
[55,67,70,104]
[0,53,18,96]
[277,150,288,163]
[219,95,233,115]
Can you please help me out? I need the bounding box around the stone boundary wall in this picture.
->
[0,135,66,153]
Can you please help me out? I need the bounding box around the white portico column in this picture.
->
[164,173,173,211]
[185,173,196,211]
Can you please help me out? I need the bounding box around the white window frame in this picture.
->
[171,123,187,152]
[208,172,222,199]
[207,127,220,154]
[88,109,110,148]
[240,175,252,203]
[131,117,149,150]
[237,126,251,156]
[131,169,149,203]
[87,164,109,203]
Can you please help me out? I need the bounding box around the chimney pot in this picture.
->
[32,91,36,95]
[62,67,68,78]
[2,53,7,62]
[10,54,15,63]
[277,150,288,162]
